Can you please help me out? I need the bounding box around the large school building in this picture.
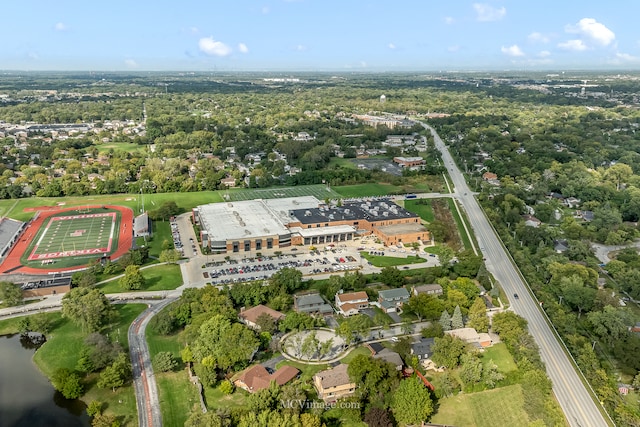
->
[193,196,429,254]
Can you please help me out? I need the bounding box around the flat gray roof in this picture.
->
[198,196,319,242]
[0,217,24,253]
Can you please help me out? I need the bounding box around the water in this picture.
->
[0,334,90,427]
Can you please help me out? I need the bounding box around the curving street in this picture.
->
[422,122,611,427]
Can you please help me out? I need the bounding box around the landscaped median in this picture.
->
[359,251,428,268]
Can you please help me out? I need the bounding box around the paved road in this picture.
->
[129,298,176,427]
[592,240,640,264]
[422,122,611,427]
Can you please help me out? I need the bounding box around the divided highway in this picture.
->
[422,122,611,427]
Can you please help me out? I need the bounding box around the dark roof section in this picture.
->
[290,200,418,225]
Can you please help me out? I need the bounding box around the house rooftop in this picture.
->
[314,364,352,389]
[239,304,285,325]
[378,288,410,300]
[336,291,368,303]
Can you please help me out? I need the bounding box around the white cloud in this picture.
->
[565,18,615,46]
[28,52,39,60]
[262,6,270,14]
[238,43,249,53]
[444,16,455,25]
[388,43,396,49]
[295,44,306,51]
[473,3,506,22]
[190,27,199,34]
[54,22,67,31]
[528,32,550,43]
[614,52,640,62]
[124,59,138,68]
[448,45,460,52]
[198,37,232,56]
[501,45,524,57]
[558,39,588,51]
[537,50,551,58]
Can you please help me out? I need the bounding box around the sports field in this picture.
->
[223,184,341,201]
[28,212,117,261]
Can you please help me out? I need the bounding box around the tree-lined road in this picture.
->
[423,122,610,427]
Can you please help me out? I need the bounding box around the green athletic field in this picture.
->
[21,207,122,269]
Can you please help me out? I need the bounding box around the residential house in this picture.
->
[564,197,581,208]
[554,239,569,254]
[294,293,333,315]
[482,171,497,181]
[234,364,299,393]
[335,291,369,316]
[372,348,404,371]
[220,176,236,188]
[377,288,410,313]
[238,305,285,331]
[522,215,542,228]
[575,210,595,222]
[411,337,435,361]
[412,284,443,296]
[313,364,357,402]
[445,327,492,348]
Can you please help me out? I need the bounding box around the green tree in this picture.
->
[52,368,84,399]
[86,401,103,418]
[450,305,464,329]
[270,267,303,293]
[459,353,483,385]
[560,276,596,316]
[159,249,181,263]
[391,376,434,426]
[119,264,145,291]
[62,288,114,333]
[218,379,234,395]
[431,335,468,369]
[0,281,23,307]
[439,310,452,331]
[379,266,405,288]
[153,351,178,372]
[336,314,373,344]
[587,306,631,345]
[467,297,489,332]
[482,359,504,388]
[364,407,394,427]
[406,293,445,321]
[97,353,131,392]
[192,315,259,371]
[255,312,277,333]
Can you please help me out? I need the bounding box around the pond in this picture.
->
[0,333,90,427]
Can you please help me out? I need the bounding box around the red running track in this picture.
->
[0,205,133,275]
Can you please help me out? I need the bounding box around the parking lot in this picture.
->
[203,251,362,285]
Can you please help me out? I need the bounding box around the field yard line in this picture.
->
[3,199,21,218]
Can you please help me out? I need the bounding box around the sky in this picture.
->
[1,0,639,72]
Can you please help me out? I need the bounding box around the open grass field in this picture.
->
[447,198,472,251]
[0,191,223,223]
[156,372,199,427]
[328,157,358,169]
[31,304,147,426]
[98,264,183,294]
[404,199,435,222]
[96,142,150,155]
[430,384,529,427]
[223,184,340,202]
[481,343,518,373]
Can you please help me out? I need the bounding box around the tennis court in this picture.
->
[28,212,117,260]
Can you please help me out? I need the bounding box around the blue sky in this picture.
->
[2,0,639,71]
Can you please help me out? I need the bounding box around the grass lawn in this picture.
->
[157,371,199,427]
[204,385,249,410]
[31,304,147,426]
[96,142,150,155]
[0,191,222,222]
[447,198,472,250]
[340,346,371,363]
[145,220,174,258]
[360,252,426,267]
[404,199,435,222]
[481,343,517,374]
[328,158,358,169]
[98,264,183,294]
[333,184,403,198]
[275,359,329,383]
[430,384,529,427]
